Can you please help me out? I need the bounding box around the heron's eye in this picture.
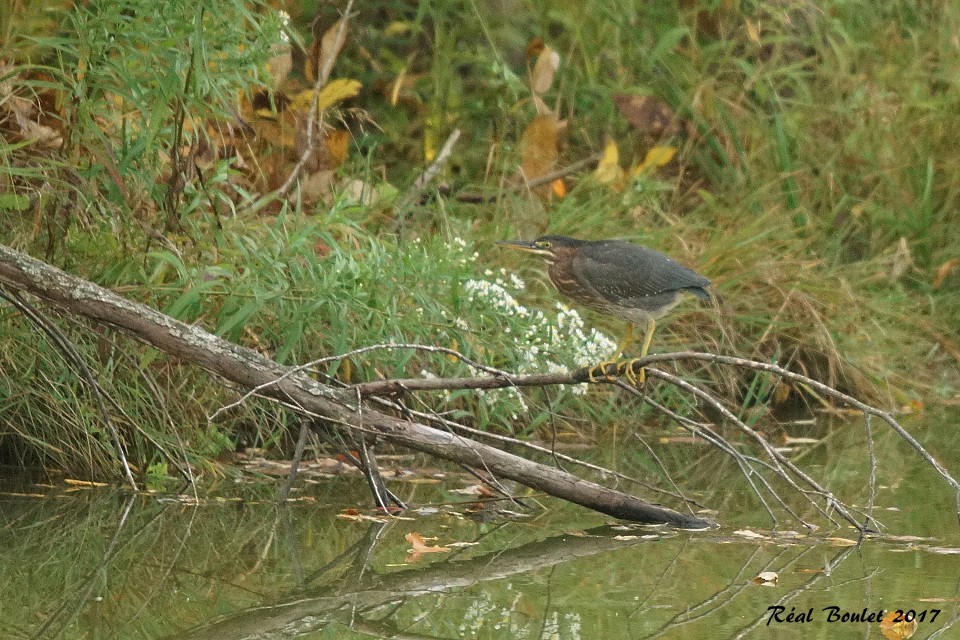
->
[536,241,552,249]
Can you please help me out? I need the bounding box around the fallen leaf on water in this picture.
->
[405,532,450,561]
[405,532,449,552]
[753,571,779,585]
[924,546,960,555]
[734,529,766,539]
[879,610,918,640]
[64,479,109,488]
[825,537,858,547]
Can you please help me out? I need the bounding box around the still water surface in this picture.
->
[3,411,959,639]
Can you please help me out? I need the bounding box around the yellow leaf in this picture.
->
[324,129,350,167]
[745,19,761,44]
[317,78,362,109]
[290,79,361,113]
[594,139,625,190]
[631,145,677,176]
[384,21,412,37]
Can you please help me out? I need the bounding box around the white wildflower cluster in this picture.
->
[277,10,290,43]
[458,250,617,402]
[553,303,618,368]
[452,236,479,266]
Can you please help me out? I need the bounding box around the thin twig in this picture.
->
[395,128,462,215]
[454,151,604,203]
[209,341,511,422]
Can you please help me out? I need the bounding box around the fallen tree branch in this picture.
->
[354,351,960,496]
[350,350,960,529]
[0,243,707,527]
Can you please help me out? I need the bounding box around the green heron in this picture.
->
[497,234,710,383]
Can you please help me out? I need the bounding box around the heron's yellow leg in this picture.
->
[620,317,657,386]
[613,323,635,359]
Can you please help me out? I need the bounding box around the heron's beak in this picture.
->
[496,240,552,257]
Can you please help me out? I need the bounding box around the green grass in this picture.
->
[0,0,957,477]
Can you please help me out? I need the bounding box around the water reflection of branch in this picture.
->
[729,545,866,639]
[647,544,806,638]
[164,524,668,640]
[33,495,137,638]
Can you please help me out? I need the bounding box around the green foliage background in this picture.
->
[0,0,957,478]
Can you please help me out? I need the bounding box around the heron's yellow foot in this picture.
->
[587,359,621,382]
[616,359,647,386]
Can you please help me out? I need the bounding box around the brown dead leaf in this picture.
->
[530,45,561,95]
[267,42,293,88]
[293,126,351,179]
[932,257,959,289]
[526,36,546,58]
[772,381,791,404]
[307,18,349,84]
[0,64,63,148]
[613,94,680,139]
[520,113,560,199]
[324,129,350,166]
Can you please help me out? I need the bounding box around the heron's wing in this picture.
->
[573,241,710,304]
